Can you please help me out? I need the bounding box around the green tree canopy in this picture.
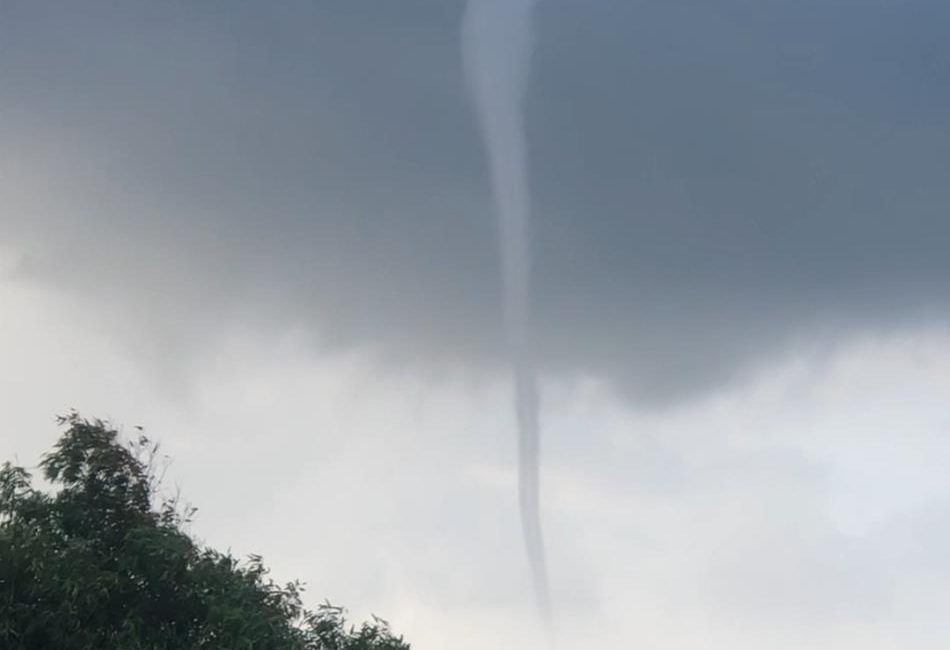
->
[0,413,410,650]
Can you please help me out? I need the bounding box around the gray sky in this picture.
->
[3,1,950,648]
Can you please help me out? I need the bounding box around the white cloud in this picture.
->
[3,274,950,648]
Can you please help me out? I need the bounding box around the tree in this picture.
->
[0,413,410,650]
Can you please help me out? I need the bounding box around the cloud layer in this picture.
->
[5,275,950,648]
[3,1,950,402]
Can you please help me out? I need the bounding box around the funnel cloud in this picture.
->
[462,0,551,624]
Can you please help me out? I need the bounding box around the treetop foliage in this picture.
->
[0,413,410,650]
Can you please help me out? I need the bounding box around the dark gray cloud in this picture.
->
[3,0,950,401]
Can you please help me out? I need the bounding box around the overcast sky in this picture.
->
[3,1,950,648]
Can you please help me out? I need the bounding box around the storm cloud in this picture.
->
[3,0,950,402]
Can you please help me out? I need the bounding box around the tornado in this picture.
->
[462,0,551,624]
